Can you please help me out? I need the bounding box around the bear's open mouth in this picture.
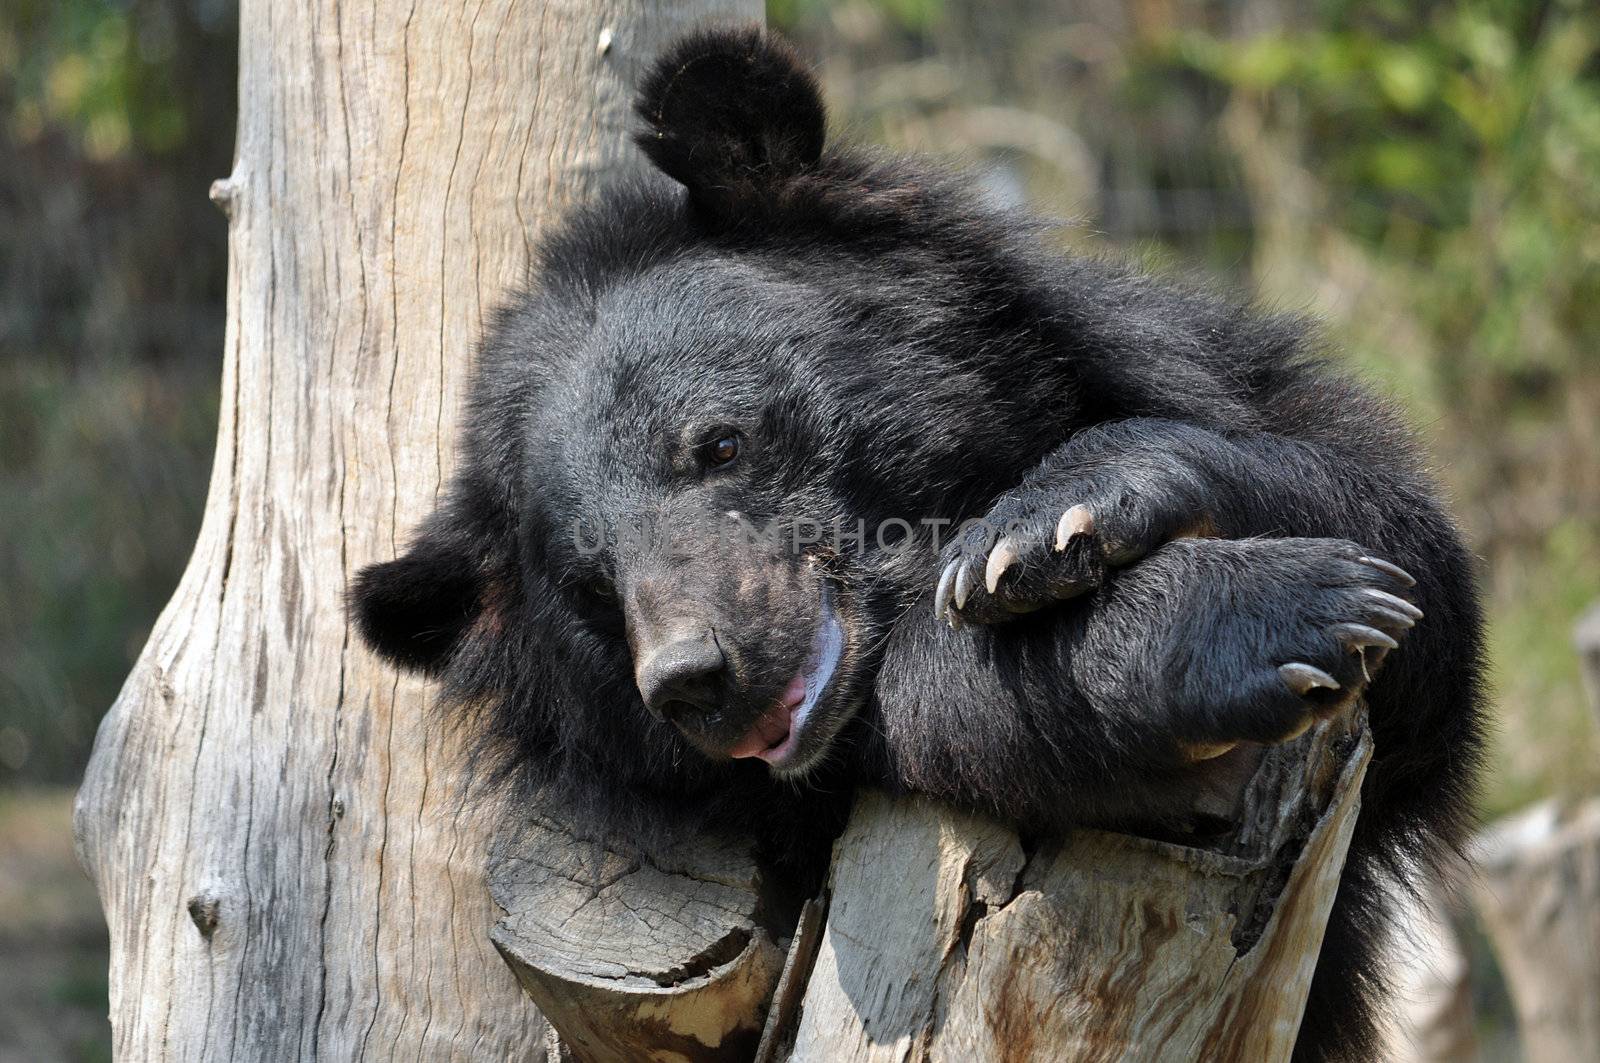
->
[727,584,844,767]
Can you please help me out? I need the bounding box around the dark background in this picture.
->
[3,1,1596,1058]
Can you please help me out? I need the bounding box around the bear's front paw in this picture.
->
[1175,540,1421,751]
[933,474,1215,625]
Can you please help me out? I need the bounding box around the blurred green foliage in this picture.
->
[1,0,232,787]
[6,0,187,158]
[1,0,234,364]
[1164,0,1600,389]
[0,361,216,783]
[1149,0,1600,813]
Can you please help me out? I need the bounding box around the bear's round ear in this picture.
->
[633,25,826,219]
[348,495,514,676]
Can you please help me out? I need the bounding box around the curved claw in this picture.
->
[1330,622,1399,652]
[1279,662,1341,696]
[1367,605,1418,631]
[1358,555,1417,587]
[1365,588,1424,621]
[934,560,959,622]
[985,538,1020,593]
[954,563,977,611]
[1053,504,1095,552]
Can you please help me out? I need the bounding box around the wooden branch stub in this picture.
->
[754,897,829,1063]
[489,808,791,1063]
[786,714,1372,1062]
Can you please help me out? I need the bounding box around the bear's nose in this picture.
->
[636,633,727,722]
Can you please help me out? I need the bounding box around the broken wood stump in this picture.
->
[491,712,1371,1062]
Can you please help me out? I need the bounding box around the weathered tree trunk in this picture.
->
[493,714,1373,1062]
[1577,601,1600,731]
[1468,797,1600,1062]
[73,1,758,1058]
[1457,605,1600,1063]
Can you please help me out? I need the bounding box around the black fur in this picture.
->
[634,26,825,221]
[351,27,1485,1061]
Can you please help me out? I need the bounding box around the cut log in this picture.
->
[495,713,1372,1062]
[1468,797,1600,1063]
[489,806,794,1063]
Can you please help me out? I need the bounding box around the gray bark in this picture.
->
[73,1,758,1058]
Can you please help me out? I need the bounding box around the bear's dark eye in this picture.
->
[587,576,617,603]
[707,433,740,467]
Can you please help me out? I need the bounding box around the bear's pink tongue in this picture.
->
[728,673,808,760]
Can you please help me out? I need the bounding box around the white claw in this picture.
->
[954,565,976,610]
[1279,662,1341,696]
[1331,623,1399,652]
[1357,555,1417,587]
[985,538,1020,593]
[933,561,959,621]
[1053,504,1095,551]
[1366,588,1424,620]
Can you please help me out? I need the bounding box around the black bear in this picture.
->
[352,26,1484,1061]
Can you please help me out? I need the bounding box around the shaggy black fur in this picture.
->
[350,26,1484,1061]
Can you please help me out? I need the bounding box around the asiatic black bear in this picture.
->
[352,27,1485,1060]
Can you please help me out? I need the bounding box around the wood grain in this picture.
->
[492,716,1373,1061]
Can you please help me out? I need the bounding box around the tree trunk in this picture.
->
[72,1,758,1058]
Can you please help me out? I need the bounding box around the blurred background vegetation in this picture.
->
[1,0,1595,1059]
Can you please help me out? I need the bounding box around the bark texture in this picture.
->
[494,715,1372,1062]
[786,719,1368,1062]
[73,1,758,1058]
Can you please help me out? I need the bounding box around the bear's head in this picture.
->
[350,27,1068,800]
